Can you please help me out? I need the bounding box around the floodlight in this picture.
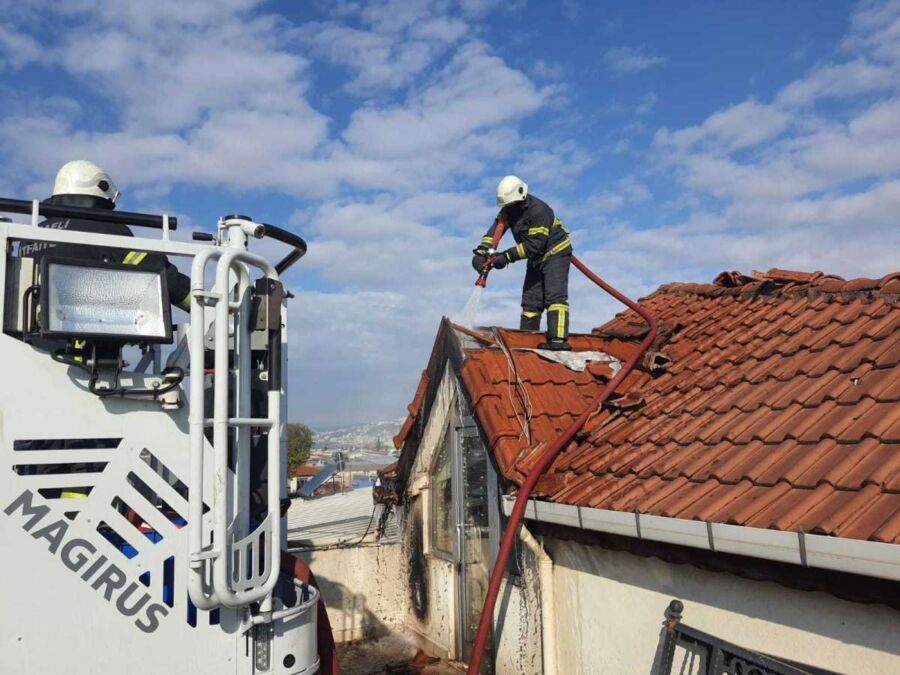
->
[40,257,172,342]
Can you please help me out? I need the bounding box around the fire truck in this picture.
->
[0,198,321,673]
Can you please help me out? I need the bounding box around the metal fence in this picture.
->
[658,600,835,675]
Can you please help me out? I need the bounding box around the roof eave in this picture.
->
[505,496,900,582]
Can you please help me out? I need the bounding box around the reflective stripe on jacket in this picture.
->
[476,194,571,265]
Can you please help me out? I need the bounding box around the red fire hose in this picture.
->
[466,254,658,674]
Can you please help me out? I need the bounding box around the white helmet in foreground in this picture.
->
[53,160,121,205]
[496,175,527,208]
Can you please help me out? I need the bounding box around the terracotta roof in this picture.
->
[395,269,900,544]
[378,462,399,479]
[393,370,430,449]
[292,464,321,478]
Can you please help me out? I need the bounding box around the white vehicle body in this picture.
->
[0,204,318,674]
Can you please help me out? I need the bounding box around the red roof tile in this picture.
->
[292,464,321,478]
[395,269,900,544]
[393,369,429,448]
[377,462,399,480]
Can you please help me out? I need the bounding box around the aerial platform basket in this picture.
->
[0,198,319,674]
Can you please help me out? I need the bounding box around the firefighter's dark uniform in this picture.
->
[20,193,192,311]
[474,194,573,342]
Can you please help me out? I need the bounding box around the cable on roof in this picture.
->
[493,328,532,445]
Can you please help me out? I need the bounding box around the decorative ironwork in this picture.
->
[658,600,836,675]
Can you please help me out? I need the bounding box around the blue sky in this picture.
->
[1,0,898,428]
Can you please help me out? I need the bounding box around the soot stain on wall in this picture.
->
[408,502,429,620]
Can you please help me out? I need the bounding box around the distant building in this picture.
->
[288,464,321,495]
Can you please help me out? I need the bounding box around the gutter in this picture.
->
[518,525,557,675]
[502,496,900,582]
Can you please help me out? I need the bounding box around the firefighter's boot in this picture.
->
[520,310,541,331]
[541,303,571,350]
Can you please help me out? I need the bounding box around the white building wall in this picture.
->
[401,495,459,660]
[547,537,900,675]
[297,543,409,642]
[493,546,544,675]
[410,555,457,658]
[397,364,544,672]
[400,365,460,659]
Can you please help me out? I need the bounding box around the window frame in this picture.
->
[428,418,457,561]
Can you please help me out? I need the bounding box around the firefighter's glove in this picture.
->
[491,252,509,270]
[472,253,487,272]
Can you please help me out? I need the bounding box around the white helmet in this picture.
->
[52,160,121,204]
[496,175,527,208]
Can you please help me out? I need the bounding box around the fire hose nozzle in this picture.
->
[475,252,497,287]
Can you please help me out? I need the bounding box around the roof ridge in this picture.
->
[657,268,900,300]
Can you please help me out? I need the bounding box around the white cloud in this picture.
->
[531,59,564,81]
[298,5,467,95]
[513,143,592,189]
[612,138,631,154]
[342,42,545,159]
[776,1,900,106]
[19,1,311,134]
[355,0,446,33]
[0,24,44,69]
[0,5,549,201]
[294,190,493,288]
[659,96,900,205]
[457,0,526,18]
[285,188,509,426]
[842,0,900,62]
[638,0,900,293]
[615,176,652,204]
[635,92,658,116]
[5,0,897,431]
[726,178,900,232]
[775,59,898,107]
[0,0,560,428]
[0,0,339,198]
[411,17,469,43]
[300,23,434,92]
[583,192,625,214]
[656,100,791,153]
[603,46,666,74]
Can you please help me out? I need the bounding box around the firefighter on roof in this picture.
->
[472,175,573,350]
[21,160,192,311]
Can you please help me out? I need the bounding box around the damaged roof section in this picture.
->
[392,321,645,485]
[459,328,646,483]
[394,269,900,544]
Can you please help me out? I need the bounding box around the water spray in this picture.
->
[454,215,509,328]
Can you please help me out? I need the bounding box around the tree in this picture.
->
[287,423,314,476]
